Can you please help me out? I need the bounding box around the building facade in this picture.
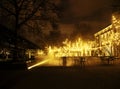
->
[94,13,120,57]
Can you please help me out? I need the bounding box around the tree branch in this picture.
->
[18,0,26,11]
[25,23,35,30]
[0,5,15,16]
[18,3,42,27]
[7,0,16,6]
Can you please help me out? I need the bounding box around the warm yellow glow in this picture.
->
[28,60,49,70]
[94,14,120,56]
[27,14,120,68]
[46,38,94,57]
[37,50,45,56]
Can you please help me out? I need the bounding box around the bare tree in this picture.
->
[0,0,60,60]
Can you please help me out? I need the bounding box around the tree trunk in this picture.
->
[13,13,19,61]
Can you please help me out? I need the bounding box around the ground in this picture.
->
[1,65,120,89]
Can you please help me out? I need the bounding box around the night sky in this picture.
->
[58,0,113,40]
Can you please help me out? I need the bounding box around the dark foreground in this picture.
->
[1,65,120,89]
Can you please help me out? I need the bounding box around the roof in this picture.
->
[94,25,112,37]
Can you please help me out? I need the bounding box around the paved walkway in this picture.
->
[1,65,120,89]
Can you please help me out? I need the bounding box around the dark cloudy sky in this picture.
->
[58,0,113,40]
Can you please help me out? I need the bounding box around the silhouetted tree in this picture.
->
[0,0,61,60]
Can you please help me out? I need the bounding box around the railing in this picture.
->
[99,56,120,65]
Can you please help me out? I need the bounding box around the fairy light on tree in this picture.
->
[46,37,94,58]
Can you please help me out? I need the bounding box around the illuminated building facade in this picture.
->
[94,13,120,57]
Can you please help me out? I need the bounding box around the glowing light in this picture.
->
[28,60,49,70]
[46,38,94,57]
[94,14,120,57]
[37,50,45,56]
[28,14,120,68]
